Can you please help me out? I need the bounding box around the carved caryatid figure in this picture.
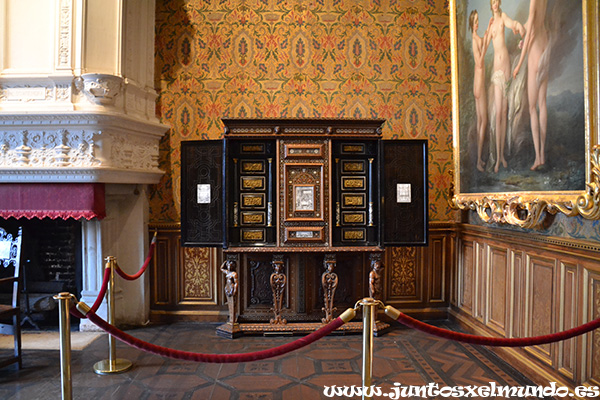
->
[369,253,383,300]
[321,254,338,323]
[220,259,238,324]
[270,255,287,325]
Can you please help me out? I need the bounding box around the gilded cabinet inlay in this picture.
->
[343,229,365,241]
[342,193,365,207]
[341,144,365,153]
[241,160,265,173]
[241,193,265,208]
[241,176,265,190]
[242,229,265,242]
[342,176,365,190]
[342,160,365,173]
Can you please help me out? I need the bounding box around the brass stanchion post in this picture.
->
[54,292,73,400]
[360,297,378,400]
[94,256,133,375]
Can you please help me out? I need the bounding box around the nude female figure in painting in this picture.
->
[488,0,524,173]
[469,9,491,172]
[513,0,550,171]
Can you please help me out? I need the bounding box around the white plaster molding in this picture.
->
[74,73,124,106]
[0,167,163,184]
[0,76,74,113]
[56,0,73,70]
[0,112,168,183]
[79,218,106,332]
[0,112,167,135]
[1,75,161,123]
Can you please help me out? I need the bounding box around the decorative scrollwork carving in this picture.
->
[503,197,549,229]
[576,145,600,219]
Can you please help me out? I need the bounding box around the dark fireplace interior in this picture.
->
[0,217,82,329]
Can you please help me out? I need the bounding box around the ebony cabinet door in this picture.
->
[181,140,226,247]
[228,140,277,246]
[331,140,379,247]
[381,140,429,246]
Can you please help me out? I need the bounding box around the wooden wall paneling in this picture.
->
[486,244,508,336]
[151,229,176,306]
[509,250,524,339]
[451,224,600,388]
[458,238,474,316]
[385,246,423,304]
[524,254,556,365]
[150,225,227,323]
[475,241,486,322]
[382,225,452,316]
[582,267,600,385]
[426,236,446,305]
[449,230,458,308]
[178,246,219,305]
[557,261,579,381]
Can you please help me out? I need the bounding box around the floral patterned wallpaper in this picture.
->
[152,0,454,223]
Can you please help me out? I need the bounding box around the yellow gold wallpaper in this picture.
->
[153,0,454,223]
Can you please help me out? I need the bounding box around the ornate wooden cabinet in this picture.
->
[181,119,427,337]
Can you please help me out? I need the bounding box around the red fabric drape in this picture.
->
[0,183,106,220]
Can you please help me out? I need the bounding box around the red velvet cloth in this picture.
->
[0,183,105,220]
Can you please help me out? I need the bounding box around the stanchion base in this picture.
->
[93,359,133,375]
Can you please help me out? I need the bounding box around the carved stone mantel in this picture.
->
[0,112,167,183]
[0,0,167,330]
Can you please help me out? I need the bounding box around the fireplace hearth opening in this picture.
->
[0,218,82,329]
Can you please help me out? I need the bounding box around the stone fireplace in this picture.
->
[0,0,168,330]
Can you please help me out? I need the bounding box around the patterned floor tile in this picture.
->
[0,321,545,399]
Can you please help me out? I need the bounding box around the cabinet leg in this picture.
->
[217,253,241,338]
[368,252,383,300]
[321,253,338,323]
[270,254,287,325]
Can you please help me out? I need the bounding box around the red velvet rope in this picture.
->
[91,268,111,313]
[114,235,157,281]
[394,311,600,347]
[84,308,345,363]
[70,267,111,319]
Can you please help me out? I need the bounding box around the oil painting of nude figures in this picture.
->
[454,0,586,194]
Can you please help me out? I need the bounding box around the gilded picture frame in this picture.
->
[450,0,600,228]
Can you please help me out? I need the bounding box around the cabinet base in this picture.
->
[216,320,390,339]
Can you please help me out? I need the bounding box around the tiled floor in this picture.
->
[0,321,545,399]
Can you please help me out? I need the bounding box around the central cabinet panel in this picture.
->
[279,140,330,247]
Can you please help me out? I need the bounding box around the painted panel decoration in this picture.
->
[153,0,453,224]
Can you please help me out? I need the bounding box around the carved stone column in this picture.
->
[270,254,287,325]
[321,253,338,323]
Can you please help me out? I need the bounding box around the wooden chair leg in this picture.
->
[14,314,22,369]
